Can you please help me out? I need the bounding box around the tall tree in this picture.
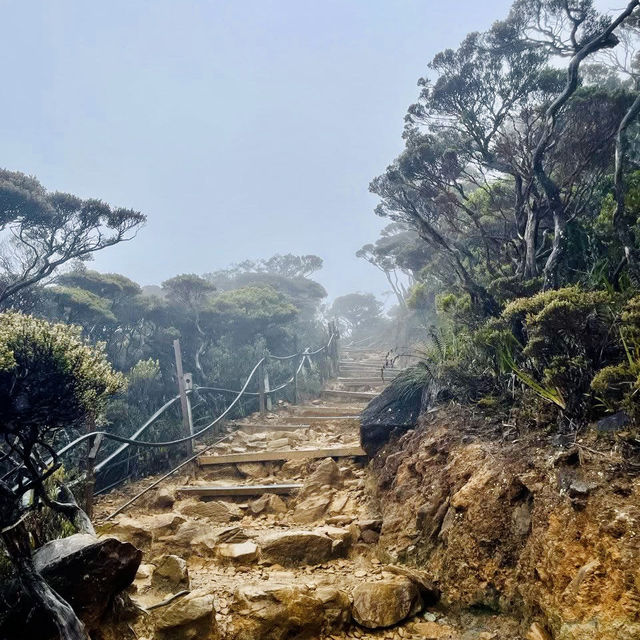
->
[0,170,145,307]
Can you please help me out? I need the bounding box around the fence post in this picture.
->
[293,337,299,405]
[259,360,267,416]
[173,339,194,456]
[84,432,103,518]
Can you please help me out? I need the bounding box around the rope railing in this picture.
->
[21,328,338,502]
[98,337,335,518]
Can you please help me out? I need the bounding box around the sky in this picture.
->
[0,0,615,303]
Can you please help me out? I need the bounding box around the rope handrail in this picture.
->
[43,332,334,473]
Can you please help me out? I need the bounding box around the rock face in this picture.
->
[260,530,335,566]
[352,577,424,629]
[154,589,218,640]
[230,583,350,640]
[0,534,142,639]
[360,380,423,455]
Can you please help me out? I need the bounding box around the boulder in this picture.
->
[260,530,334,566]
[151,554,190,591]
[298,458,343,498]
[0,534,142,639]
[352,576,424,629]
[236,462,271,479]
[179,499,242,522]
[230,583,350,640]
[360,380,423,455]
[154,589,218,640]
[152,487,175,509]
[410,620,459,639]
[292,494,332,524]
[106,516,154,549]
[249,493,287,515]
[217,542,260,563]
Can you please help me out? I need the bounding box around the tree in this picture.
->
[162,274,216,377]
[0,170,145,307]
[0,312,124,640]
[499,0,640,287]
[331,293,384,337]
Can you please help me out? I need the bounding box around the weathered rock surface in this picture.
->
[229,583,350,640]
[260,530,335,566]
[151,554,190,591]
[352,576,424,629]
[154,589,218,640]
[292,493,333,524]
[179,499,242,522]
[298,457,343,498]
[0,534,142,639]
[152,487,176,509]
[249,493,287,515]
[217,541,259,563]
[360,380,423,455]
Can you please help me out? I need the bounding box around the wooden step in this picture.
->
[322,390,377,400]
[340,382,387,389]
[177,483,302,497]
[198,445,367,466]
[231,423,312,432]
[291,406,361,417]
[338,377,390,383]
[277,414,359,424]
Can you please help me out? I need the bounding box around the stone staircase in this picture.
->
[93,351,508,640]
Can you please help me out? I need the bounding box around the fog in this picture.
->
[0,0,616,301]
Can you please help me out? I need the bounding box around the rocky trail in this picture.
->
[93,349,522,640]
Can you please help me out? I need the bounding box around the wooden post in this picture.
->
[84,432,103,519]
[265,363,272,411]
[292,337,299,405]
[173,339,194,456]
[258,360,267,416]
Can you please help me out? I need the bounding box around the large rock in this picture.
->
[230,583,350,640]
[217,542,260,563]
[352,576,424,629]
[360,380,423,455]
[292,493,333,524]
[260,530,334,566]
[179,499,242,522]
[249,493,287,515]
[151,554,190,592]
[108,513,186,548]
[154,589,218,640]
[298,458,343,498]
[0,534,142,639]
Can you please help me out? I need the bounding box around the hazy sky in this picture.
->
[0,0,615,302]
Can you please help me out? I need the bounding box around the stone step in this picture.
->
[177,483,302,497]
[198,445,367,466]
[322,389,377,401]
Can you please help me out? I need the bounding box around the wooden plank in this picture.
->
[322,390,377,400]
[198,445,367,466]
[177,483,302,497]
[277,414,359,424]
[231,423,312,432]
[292,406,361,416]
